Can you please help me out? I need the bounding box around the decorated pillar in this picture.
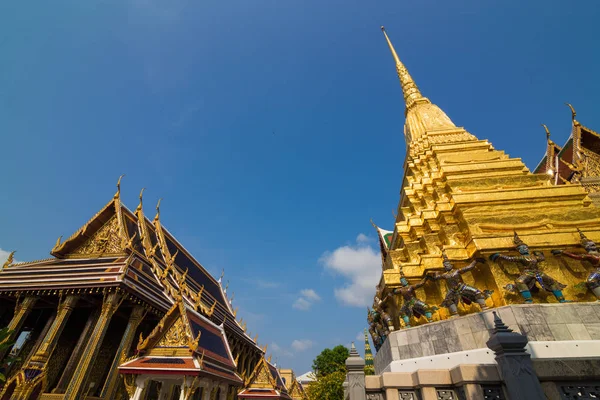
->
[28,295,79,366]
[63,291,123,400]
[345,342,366,400]
[0,295,78,400]
[100,305,146,399]
[486,312,545,400]
[0,296,37,361]
[53,307,100,393]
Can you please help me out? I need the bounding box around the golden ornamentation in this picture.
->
[71,216,123,256]
[114,174,125,199]
[2,251,15,269]
[566,103,577,121]
[157,317,189,347]
[123,374,137,397]
[369,27,600,336]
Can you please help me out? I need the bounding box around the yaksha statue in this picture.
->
[428,252,492,316]
[386,272,435,327]
[367,309,387,351]
[552,229,600,300]
[490,232,567,303]
[373,294,395,332]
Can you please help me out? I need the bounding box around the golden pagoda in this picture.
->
[368,27,600,346]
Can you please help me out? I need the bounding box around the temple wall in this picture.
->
[365,360,600,400]
[375,303,600,375]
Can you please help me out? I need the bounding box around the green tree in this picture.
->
[0,327,16,383]
[311,345,349,377]
[306,370,345,400]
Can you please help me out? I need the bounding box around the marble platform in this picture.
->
[374,302,600,374]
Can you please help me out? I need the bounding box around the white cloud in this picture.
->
[292,288,321,311]
[271,342,293,357]
[300,289,321,302]
[356,331,365,342]
[0,249,19,266]
[356,233,372,244]
[291,339,314,352]
[319,234,381,307]
[292,298,311,311]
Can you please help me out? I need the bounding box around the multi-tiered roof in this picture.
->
[0,180,263,374]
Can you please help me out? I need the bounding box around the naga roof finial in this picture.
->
[566,103,577,121]
[136,188,145,212]
[3,251,15,269]
[542,124,551,141]
[381,26,428,112]
[114,174,125,199]
[154,198,162,222]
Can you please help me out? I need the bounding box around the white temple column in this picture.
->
[130,376,148,400]
[159,381,175,400]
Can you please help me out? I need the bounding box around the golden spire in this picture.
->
[381,26,430,112]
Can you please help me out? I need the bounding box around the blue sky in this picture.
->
[1,0,599,373]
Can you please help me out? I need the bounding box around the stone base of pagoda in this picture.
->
[374,302,600,374]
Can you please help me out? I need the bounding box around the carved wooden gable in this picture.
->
[288,380,305,399]
[70,215,125,257]
[250,359,276,389]
[156,317,191,348]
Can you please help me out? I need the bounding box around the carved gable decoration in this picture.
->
[288,380,305,399]
[249,359,276,389]
[70,216,124,257]
[156,317,191,348]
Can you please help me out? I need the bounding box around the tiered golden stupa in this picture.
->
[368,27,600,349]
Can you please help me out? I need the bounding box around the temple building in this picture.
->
[533,112,600,201]
[277,370,306,400]
[237,357,291,400]
[362,27,600,399]
[0,182,267,399]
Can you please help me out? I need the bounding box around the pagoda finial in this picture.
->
[114,174,125,199]
[380,26,428,111]
[542,124,551,141]
[364,328,374,369]
[566,103,577,121]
